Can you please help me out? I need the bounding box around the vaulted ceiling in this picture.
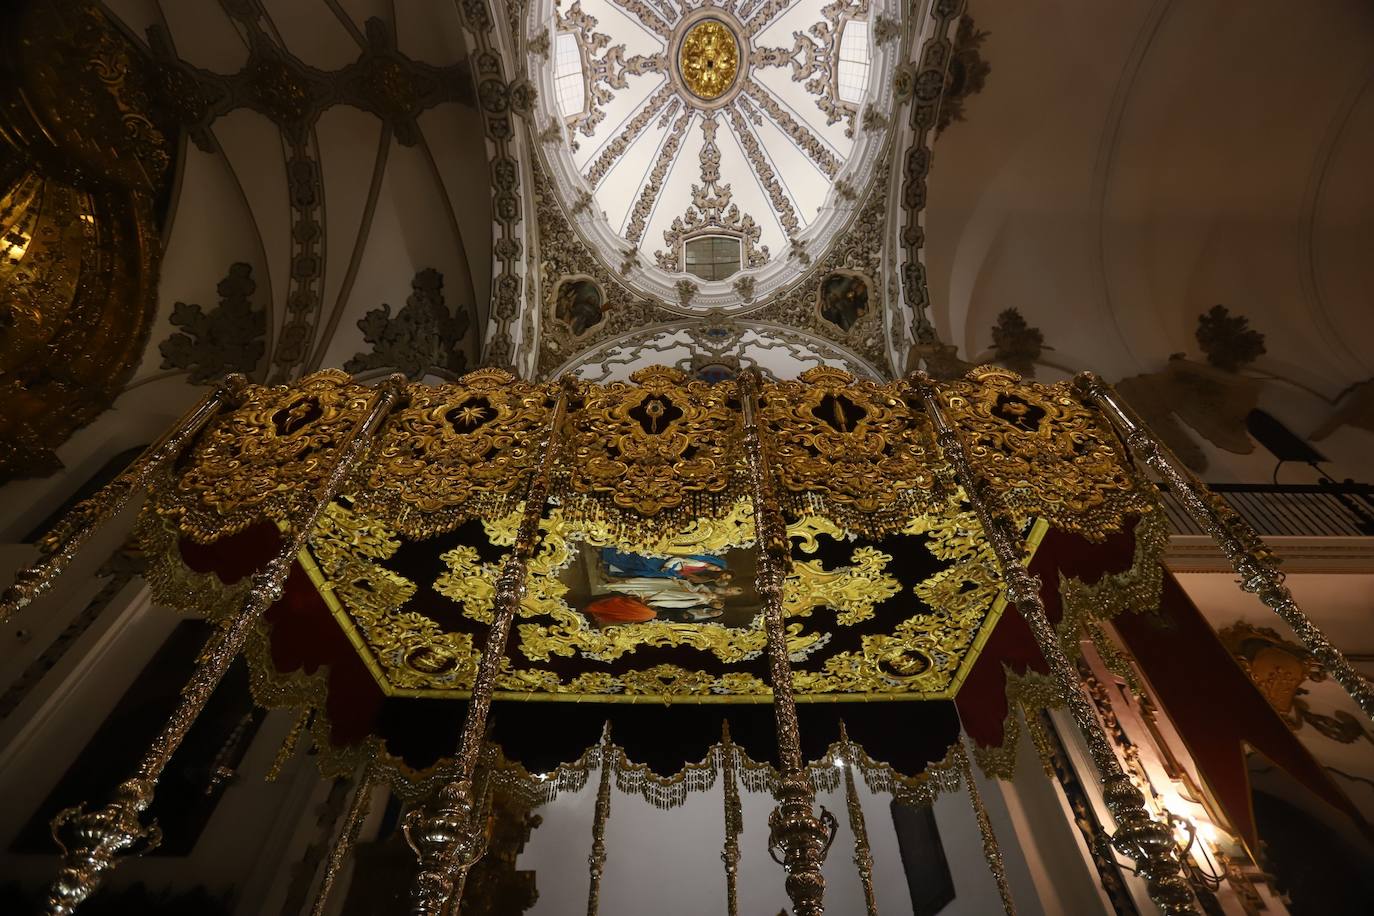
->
[105,0,493,387]
[4,0,1372,486]
[534,0,889,280]
[93,0,1371,394]
[527,0,917,382]
[923,0,1374,396]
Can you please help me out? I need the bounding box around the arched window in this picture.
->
[684,235,743,281]
[836,19,871,104]
[553,32,587,118]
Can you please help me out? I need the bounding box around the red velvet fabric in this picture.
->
[951,526,1123,745]
[179,525,385,747]
[952,524,1369,850]
[1114,571,1371,848]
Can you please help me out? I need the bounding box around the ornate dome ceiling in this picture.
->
[529,0,902,310]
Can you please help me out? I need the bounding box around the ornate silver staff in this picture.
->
[42,374,408,915]
[910,372,1198,915]
[1074,371,1374,722]
[954,738,1016,915]
[721,724,742,916]
[403,380,573,915]
[586,727,613,916]
[1,375,248,625]
[310,759,378,916]
[739,370,837,916]
[837,724,877,916]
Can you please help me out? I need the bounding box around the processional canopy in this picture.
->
[139,365,1157,790]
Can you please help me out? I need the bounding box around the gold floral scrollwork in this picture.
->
[786,545,900,627]
[298,498,1003,700]
[791,509,1003,697]
[433,545,498,623]
[937,366,1153,540]
[297,496,1020,700]
[305,501,477,692]
[793,630,947,696]
[351,368,551,538]
[167,370,376,540]
[310,499,401,565]
[762,367,939,536]
[561,367,742,529]
[433,512,573,628]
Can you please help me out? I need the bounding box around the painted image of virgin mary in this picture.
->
[600,548,730,584]
[583,548,740,626]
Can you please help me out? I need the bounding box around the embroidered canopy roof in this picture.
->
[139,365,1161,792]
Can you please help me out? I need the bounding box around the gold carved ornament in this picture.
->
[935,366,1154,541]
[1218,621,1374,746]
[761,367,941,538]
[1,169,161,479]
[559,367,744,540]
[349,368,553,539]
[679,19,740,101]
[163,370,377,541]
[1,1,171,478]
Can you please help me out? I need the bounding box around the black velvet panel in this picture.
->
[373,697,960,777]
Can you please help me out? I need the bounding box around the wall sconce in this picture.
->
[1164,812,1226,892]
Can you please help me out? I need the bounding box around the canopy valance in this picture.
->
[17,363,1356,916]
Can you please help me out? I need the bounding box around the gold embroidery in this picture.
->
[351,368,551,538]
[762,367,940,536]
[294,496,1015,701]
[561,367,743,535]
[131,368,1166,743]
[167,370,375,541]
[938,366,1154,540]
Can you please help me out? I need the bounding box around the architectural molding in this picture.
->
[144,13,474,153]
[895,0,962,349]
[158,263,266,385]
[525,0,906,314]
[1165,535,1374,575]
[553,316,884,381]
[344,269,473,380]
